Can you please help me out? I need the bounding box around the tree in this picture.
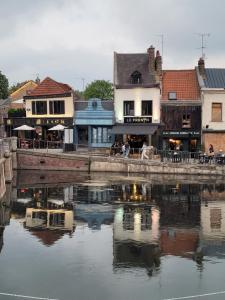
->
[83,80,113,100]
[0,71,9,99]
[74,90,84,100]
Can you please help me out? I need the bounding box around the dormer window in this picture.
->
[131,71,142,84]
[168,92,177,100]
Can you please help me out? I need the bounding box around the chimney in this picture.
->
[155,50,162,76]
[147,46,155,74]
[198,57,205,77]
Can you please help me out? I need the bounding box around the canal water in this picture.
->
[1,171,225,300]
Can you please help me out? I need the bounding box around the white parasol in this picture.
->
[13,125,35,131]
[48,124,67,131]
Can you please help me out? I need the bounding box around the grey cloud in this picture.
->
[0,0,225,88]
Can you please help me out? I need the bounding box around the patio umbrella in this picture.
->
[48,124,67,131]
[13,125,35,131]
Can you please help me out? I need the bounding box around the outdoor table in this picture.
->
[216,153,225,165]
[172,151,181,162]
[199,153,207,164]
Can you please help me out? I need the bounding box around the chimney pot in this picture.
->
[155,50,162,77]
[198,58,205,77]
[147,46,155,74]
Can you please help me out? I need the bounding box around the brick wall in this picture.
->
[203,132,225,152]
[17,151,89,171]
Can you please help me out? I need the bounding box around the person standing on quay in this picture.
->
[141,142,149,160]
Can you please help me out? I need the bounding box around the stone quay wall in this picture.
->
[0,137,17,200]
[16,149,225,176]
[17,150,89,172]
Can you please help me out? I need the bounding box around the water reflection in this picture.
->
[11,186,75,246]
[113,204,160,276]
[2,172,225,298]
[0,185,11,253]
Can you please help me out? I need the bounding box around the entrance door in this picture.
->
[127,135,148,149]
[78,126,88,146]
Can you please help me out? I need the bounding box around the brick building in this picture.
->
[161,69,201,151]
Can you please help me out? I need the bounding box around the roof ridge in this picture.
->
[27,77,72,97]
[10,80,37,97]
[116,52,147,55]
[163,69,195,72]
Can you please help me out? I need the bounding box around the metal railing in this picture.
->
[17,138,63,151]
[109,147,225,165]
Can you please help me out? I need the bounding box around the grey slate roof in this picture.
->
[203,68,225,88]
[114,53,157,88]
[0,98,10,107]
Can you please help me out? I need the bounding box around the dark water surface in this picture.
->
[1,171,225,300]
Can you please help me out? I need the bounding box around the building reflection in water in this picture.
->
[200,184,225,259]
[7,176,225,269]
[113,204,160,276]
[12,185,75,246]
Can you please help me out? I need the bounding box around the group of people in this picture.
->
[111,141,153,160]
[111,141,130,158]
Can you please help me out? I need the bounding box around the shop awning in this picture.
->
[111,124,159,135]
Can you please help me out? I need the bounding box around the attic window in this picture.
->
[168,92,177,100]
[131,71,142,84]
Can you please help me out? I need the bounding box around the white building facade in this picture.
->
[112,46,162,149]
[197,58,225,152]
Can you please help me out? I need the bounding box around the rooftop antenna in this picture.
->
[156,34,164,62]
[81,77,85,91]
[74,77,86,91]
[196,33,210,59]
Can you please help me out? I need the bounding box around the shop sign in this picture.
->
[163,131,200,137]
[124,117,152,124]
[35,119,69,125]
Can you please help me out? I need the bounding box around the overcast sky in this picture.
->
[0,0,225,90]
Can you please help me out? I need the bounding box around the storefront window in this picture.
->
[92,127,97,143]
[92,127,111,143]
[102,128,107,143]
[98,127,102,143]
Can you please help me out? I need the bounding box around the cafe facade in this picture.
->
[161,70,201,152]
[112,46,162,149]
[74,98,115,148]
[6,77,76,140]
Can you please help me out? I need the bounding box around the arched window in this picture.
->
[130,71,142,84]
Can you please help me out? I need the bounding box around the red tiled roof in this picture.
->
[162,70,200,100]
[27,77,72,97]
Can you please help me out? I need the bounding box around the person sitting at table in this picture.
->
[208,144,214,159]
